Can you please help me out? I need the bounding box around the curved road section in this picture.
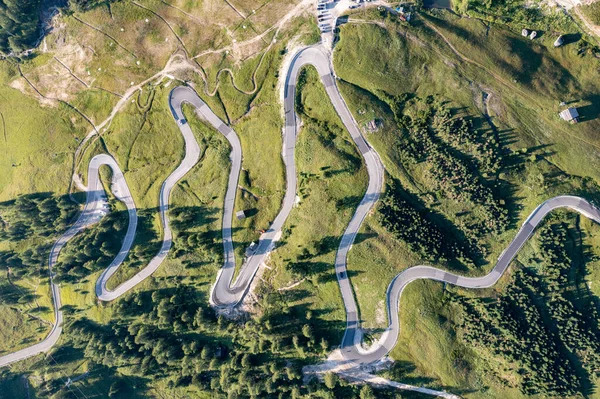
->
[340,196,600,364]
[95,87,202,301]
[209,44,385,307]
[283,47,600,366]
[3,43,600,377]
[0,155,135,367]
[167,86,288,307]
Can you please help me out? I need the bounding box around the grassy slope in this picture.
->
[0,63,84,200]
[0,1,312,392]
[417,12,600,181]
[71,10,318,289]
[0,60,88,353]
[332,10,600,397]
[337,14,600,178]
[189,13,319,268]
[46,90,232,398]
[264,65,368,344]
[581,1,600,26]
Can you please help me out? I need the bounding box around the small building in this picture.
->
[529,30,537,40]
[395,6,412,22]
[554,35,564,47]
[559,107,579,123]
[366,119,382,132]
[236,210,246,220]
[522,28,529,37]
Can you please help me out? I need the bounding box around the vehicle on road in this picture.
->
[178,118,187,125]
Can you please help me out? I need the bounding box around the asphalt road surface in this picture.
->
[3,43,600,371]
[96,86,202,301]
[0,155,131,367]
[167,86,288,307]
[340,195,600,364]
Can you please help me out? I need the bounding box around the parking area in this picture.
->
[315,0,384,48]
[317,0,333,34]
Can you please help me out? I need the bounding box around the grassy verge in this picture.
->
[332,9,600,397]
[0,59,87,354]
[264,64,369,344]
[581,2,600,26]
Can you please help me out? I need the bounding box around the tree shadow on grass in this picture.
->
[318,269,365,284]
[386,178,485,270]
[382,359,478,397]
[169,206,219,233]
[561,32,582,46]
[577,94,600,123]
[44,345,150,398]
[0,279,31,306]
[336,195,368,211]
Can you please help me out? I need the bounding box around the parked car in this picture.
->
[178,119,187,125]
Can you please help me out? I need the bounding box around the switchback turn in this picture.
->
[2,45,600,373]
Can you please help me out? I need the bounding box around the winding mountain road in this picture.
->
[2,43,600,381]
[340,196,600,364]
[0,155,133,367]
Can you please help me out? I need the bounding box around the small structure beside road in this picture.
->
[365,119,382,132]
[554,35,564,47]
[395,6,412,22]
[559,107,579,123]
[236,210,246,220]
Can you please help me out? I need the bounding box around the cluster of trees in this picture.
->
[428,147,507,235]
[0,0,42,53]
[169,206,221,266]
[453,269,580,396]
[453,221,600,396]
[0,194,77,241]
[1,194,162,285]
[0,194,77,283]
[455,0,544,27]
[432,107,502,176]
[53,209,127,283]
[536,223,600,376]
[0,246,48,282]
[406,112,507,235]
[66,284,399,398]
[383,94,508,238]
[378,182,475,267]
